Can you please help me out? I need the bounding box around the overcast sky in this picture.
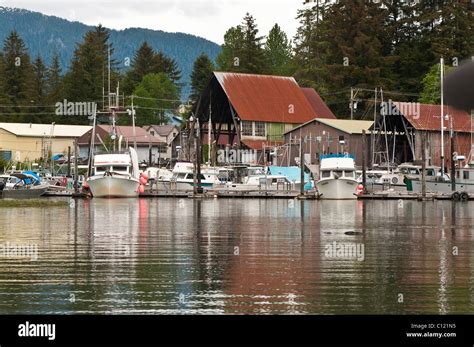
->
[0,0,309,44]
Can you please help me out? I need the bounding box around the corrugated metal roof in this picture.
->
[284,118,373,135]
[214,72,317,124]
[0,123,91,137]
[78,125,164,145]
[300,88,337,119]
[146,125,178,136]
[316,119,374,134]
[394,102,473,132]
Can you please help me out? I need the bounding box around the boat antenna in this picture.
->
[441,57,445,175]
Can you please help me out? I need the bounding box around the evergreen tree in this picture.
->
[62,25,117,119]
[264,24,293,76]
[2,30,34,121]
[123,41,156,94]
[293,2,332,92]
[123,42,182,96]
[46,53,63,105]
[216,26,245,71]
[152,51,182,88]
[427,0,474,61]
[216,13,267,74]
[419,63,452,104]
[31,56,48,122]
[0,52,11,120]
[190,53,214,102]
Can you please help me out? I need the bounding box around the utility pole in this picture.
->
[421,133,426,198]
[300,137,304,196]
[350,87,354,121]
[67,146,71,177]
[362,130,367,194]
[450,116,456,192]
[441,57,445,175]
[131,95,137,151]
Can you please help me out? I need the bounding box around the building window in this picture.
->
[158,144,168,153]
[255,122,266,137]
[150,130,155,136]
[242,121,253,136]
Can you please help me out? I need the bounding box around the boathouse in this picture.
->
[192,72,335,164]
[282,119,374,167]
[370,102,474,168]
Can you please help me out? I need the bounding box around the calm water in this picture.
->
[0,198,473,314]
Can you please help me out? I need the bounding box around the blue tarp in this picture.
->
[22,171,42,185]
[52,154,64,161]
[268,166,313,190]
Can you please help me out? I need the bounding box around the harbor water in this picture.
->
[0,198,473,314]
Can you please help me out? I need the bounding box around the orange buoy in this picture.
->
[139,177,147,185]
[138,185,145,193]
[356,184,364,196]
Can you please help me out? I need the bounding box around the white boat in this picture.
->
[0,172,49,199]
[155,162,222,191]
[316,155,358,200]
[408,161,474,195]
[87,147,140,198]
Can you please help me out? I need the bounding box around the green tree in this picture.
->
[45,53,63,105]
[190,53,214,102]
[216,13,267,73]
[130,73,179,126]
[0,52,11,120]
[123,41,156,94]
[216,26,245,71]
[419,63,452,104]
[2,30,34,120]
[62,25,117,118]
[123,42,182,95]
[264,24,293,76]
[31,56,48,122]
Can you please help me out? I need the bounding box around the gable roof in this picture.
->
[284,118,373,135]
[145,125,178,137]
[300,88,337,119]
[78,125,164,146]
[394,102,472,132]
[0,123,91,137]
[213,72,318,124]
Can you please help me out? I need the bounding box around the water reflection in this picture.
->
[0,199,472,314]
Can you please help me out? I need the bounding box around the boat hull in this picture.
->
[1,186,48,199]
[316,178,358,200]
[410,179,474,194]
[88,176,140,198]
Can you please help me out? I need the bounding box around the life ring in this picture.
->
[460,192,469,201]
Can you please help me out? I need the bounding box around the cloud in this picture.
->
[0,0,304,44]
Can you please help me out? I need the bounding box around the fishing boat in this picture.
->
[0,172,49,199]
[86,148,141,198]
[316,154,358,200]
[407,159,474,196]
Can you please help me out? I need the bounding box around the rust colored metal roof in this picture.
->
[214,72,318,124]
[78,125,164,146]
[394,102,473,132]
[300,88,337,119]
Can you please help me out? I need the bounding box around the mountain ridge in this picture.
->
[0,6,222,99]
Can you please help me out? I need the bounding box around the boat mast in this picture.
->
[441,57,445,175]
